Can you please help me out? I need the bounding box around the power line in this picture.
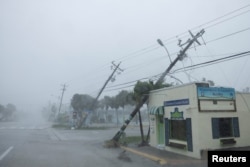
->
[101,27,250,94]
[105,84,135,92]
[204,9,250,30]
[153,5,250,49]
[206,27,250,44]
[103,51,250,92]
[104,74,159,90]
[114,45,160,62]
[163,4,250,44]
[167,27,250,58]
[119,27,250,80]
[109,4,250,65]
[190,5,250,31]
[171,51,250,74]
[68,5,250,94]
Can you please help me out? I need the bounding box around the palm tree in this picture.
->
[133,80,172,146]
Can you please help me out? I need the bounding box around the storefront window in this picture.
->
[169,120,187,141]
[219,118,233,138]
[212,117,239,139]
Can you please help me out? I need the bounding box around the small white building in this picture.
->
[148,82,250,159]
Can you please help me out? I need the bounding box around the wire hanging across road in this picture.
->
[171,51,250,74]
[110,4,250,64]
[103,51,250,92]
[76,5,250,95]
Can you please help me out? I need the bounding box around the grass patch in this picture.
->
[52,124,109,130]
[121,136,142,145]
[52,124,69,129]
[77,126,109,130]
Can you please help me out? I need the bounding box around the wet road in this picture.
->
[0,121,160,167]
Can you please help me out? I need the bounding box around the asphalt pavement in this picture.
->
[0,121,161,167]
[5,120,249,167]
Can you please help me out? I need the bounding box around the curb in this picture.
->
[120,146,167,165]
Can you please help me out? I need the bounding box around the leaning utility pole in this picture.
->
[81,61,123,127]
[91,61,123,109]
[112,29,205,142]
[58,84,67,115]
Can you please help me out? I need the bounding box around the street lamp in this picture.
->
[157,39,172,63]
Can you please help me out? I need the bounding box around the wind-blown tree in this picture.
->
[6,103,16,120]
[97,95,114,123]
[133,80,172,104]
[0,104,4,112]
[133,80,172,145]
[71,94,95,127]
[0,103,16,121]
[98,98,105,110]
[103,96,112,111]
[133,81,153,144]
[116,90,130,123]
[110,96,120,125]
[126,91,136,106]
[98,97,108,123]
[6,103,16,113]
[0,104,5,121]
[116,90,130,109]
[99,91,134,124]
[71,94,95,111]
[133,81,154,104]
[103,96,113,122]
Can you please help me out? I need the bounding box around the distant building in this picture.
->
[148,82,250,159]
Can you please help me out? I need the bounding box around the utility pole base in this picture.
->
[103,139,120,148]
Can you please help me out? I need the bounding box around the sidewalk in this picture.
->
[121,144,207,167]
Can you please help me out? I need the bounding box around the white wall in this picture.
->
[235,93,250,146]
[149,83,250,159]
[197,93,250,150]
[149,83,202,158]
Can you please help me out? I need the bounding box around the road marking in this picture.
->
[0,146,14,161]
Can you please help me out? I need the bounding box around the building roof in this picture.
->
[150,82,209,94]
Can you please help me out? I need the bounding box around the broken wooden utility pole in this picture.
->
[91,61,123,109]
[58,84,67,116]
[80,61,123,127]
[112,29,205,142]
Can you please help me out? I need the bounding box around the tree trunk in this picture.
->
[116,109,119,126]
[138,110,144,139]
[112,95,148,141]
[138,110,148,146]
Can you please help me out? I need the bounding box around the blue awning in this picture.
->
[149,106,164,115]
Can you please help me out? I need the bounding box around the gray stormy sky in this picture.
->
[1,0,250,112]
